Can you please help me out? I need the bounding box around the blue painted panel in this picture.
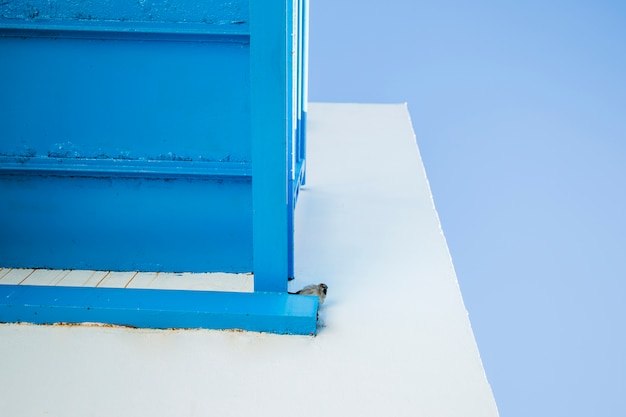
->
[0,174,252,272]
[0,33,251,163]
[0,285,319,335]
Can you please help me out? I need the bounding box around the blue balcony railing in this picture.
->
[0,0,314,334]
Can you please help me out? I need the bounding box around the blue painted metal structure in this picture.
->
[0,0,313,333]
[0,285,319,335]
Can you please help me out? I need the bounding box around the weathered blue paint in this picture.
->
[0,0,308,281]
[0,0,309,331]
[0,285,319,335]
[0,158,252,179]
[0,0,249,28]
[0,32,251,163]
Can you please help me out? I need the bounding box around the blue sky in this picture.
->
[308,2,626,416]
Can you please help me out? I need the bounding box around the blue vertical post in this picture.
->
[250,0,290,292]
[286,0,296,280]
[300,0,309,177]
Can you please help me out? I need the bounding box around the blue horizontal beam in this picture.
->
[0,23,250,41]
[0,157,252,179]
[0,285,319,335]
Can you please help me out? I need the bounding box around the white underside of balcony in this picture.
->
[0,103,499,417]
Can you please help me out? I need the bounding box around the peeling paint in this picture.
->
[0,0,249,26]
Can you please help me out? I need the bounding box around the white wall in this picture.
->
[308,2,626,416]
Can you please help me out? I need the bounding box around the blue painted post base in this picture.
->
[0,285,319,335]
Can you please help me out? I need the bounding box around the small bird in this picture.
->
[289,283,328,304]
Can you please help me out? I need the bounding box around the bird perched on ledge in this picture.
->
[289,283,328,305]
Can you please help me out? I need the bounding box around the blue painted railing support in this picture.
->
[250,0,290,292]
[300,0,310,184]
[0,285,319,335]
[0,1,312,332]
[289,0,309,278]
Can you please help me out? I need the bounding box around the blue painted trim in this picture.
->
[294,160,306,203]
[0,24,250,41]
[0,285,319,335]
[0,157,252,179]
[297,0,308,185]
